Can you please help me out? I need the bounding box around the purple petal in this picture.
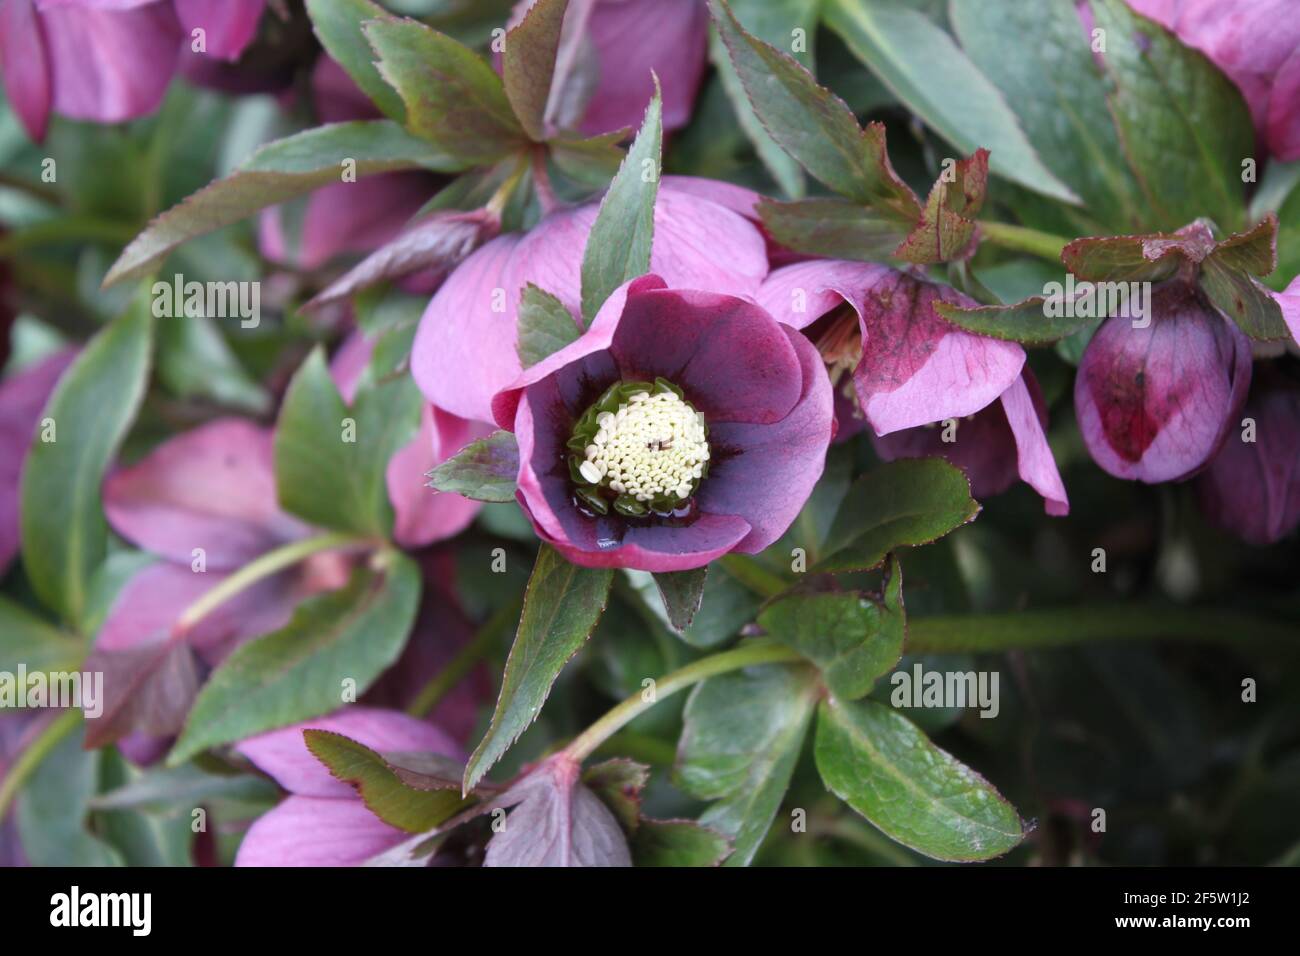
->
[413,182,769,423]
[1273,274,1300,344]
[38,0,180,124]
[697,328,835,552]
[0,349,76,575]
[235,706,461,798]
[0,0,51,140]
[1196,378,1300,544]
[311,54,381,122]
[234,795,407,867]
[174,0,264,61]
[102,418,308,571]
[1075,283,1253,482]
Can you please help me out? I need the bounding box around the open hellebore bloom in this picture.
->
[1126,0,1300,160]
[491,275,833,571]
[330,332,492,548]
[0,0,266,141]
[235,708,461,867]
[757,260,1069,515]
[1195,374,1300,545]
[506,0,708,136]
[1074,280,1252,484]
[412,177,769,426]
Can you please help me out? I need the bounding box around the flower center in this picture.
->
[567,379,709,517]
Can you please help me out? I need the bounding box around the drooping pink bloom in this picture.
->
[1126,0,1300,160]
[329,331,492,549]
[506,0,708,136]
[1074,280,1252,483]
[1195,373,1300,545]
[411,177,770,425]
[756,260,1069,515]
[0,0,266,141]
[0,348,77,575]
[492,274,833,571]
[234,707,461,867]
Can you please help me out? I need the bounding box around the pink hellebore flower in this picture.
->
[756,260,1069,515]
[491,274,834,571]
[0,348,76,575]
[1195,374,1300,546]
[1074,280,1252,484]
[0,0,266,141]
[329,331,493,549]
[235,707,461,867]
[1126,0,1300,160]
[507,0,708,137]
[411,177,770,426]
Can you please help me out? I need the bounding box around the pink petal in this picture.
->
[1000,374,1069,515]
[234,795,407,867]
[174,0,264,61]
[1274,274,1300,344]
[413,183,769,423]
[311,54,380,122]
[1267,46,1300,160]
[388,406,491,548]
[102,418,309,571]
[0,0,51,141]
[235,706,461,798]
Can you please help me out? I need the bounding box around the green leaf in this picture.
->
[949,0,1146,233]
[633,819,731,867]
[814,696,1024,861]
[20,298,152,628]
[759,555,905,699]
[168,556,421,765]
[306,0,407,121]
[304,730,471,832]
[17,722,123,866]
[89,762,278,813]
[0,596,83,675]
[651,567,709,633]
[1061,228,1214,283]
[516,283,580,367]
[819,460,980,574]
[156,312,269,414]
[934,296,1106,345]
[894,149,989,265]
[580,83,662,324]
[104,121,460,287]
[501,0,570,140]
[583,758,650,834]
[1086,0,1251,232]
[710,0,920,215]
[464,546,613,792]
[823,0,1078,203]
[675,663,818,866]
[274,348,422,535]
[365,17,526,164]
[758,196,910,261]
[1200,257,1290,341]
[427,429,520,503]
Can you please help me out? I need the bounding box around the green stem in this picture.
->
[175,532,372,633]
[978,220,1069,264]
[0,709,81,822]
[718,554,787,599]
[564,639,803,762]
[907,606,1299,653]
[0,218,139,256]
[407,598,522,718]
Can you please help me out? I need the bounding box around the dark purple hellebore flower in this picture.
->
[505,0,708,137]
[491,275,834,571]
[0,0,266,141]
[1074,280,1252,483]
[756,260,1069,515]
[1126,0,1300,160]
[234,707,462,867]
[1195,374,1300,545]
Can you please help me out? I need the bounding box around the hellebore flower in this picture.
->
[234,707,461,867]
[88,419,349,750]
[1195,374,1300,545]
[411,177,770,425]
[0,0,266,141]
[0,348,76,575]
[756,260,1069,515]
[506,0,707,136]
[491,275,833,571]
[1074,280,1252,483]
[329,331,493,549]
[1126,0,1300,160]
